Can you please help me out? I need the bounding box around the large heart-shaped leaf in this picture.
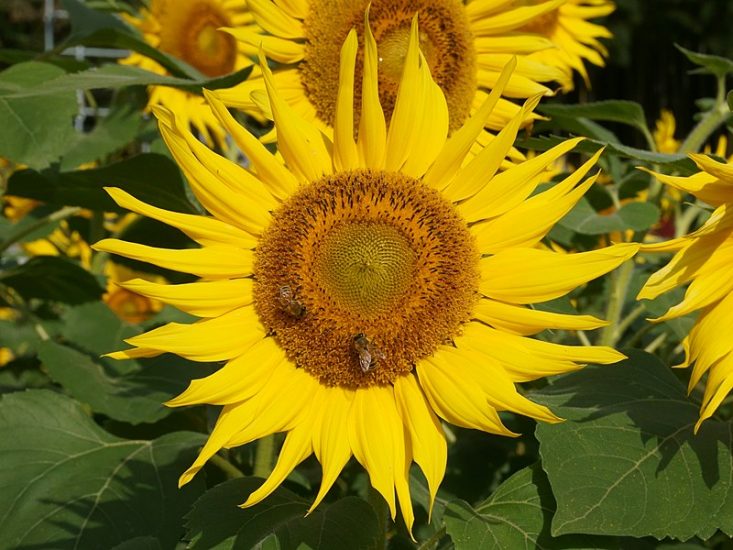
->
[0,390,205,549]
[534,350,733,541]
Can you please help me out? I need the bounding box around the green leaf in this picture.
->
[0,64,254,99]
[538,101,649,135]
[185,478,381,549]
[534,350,733,540]
[444,464,630,549]
[728,90,733,112]
[676,45,733,78]
[0,62,78,169]
[0,256,104,304]
[7,153,198,214]
[39,340,203,424]
[0,390,205,549]
[59,104,148,170]
[559,198,660,235]
[518,135,698,175]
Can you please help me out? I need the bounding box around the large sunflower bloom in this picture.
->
[96,21,635,530]
[639,155,733,432]
[120,0,258,147]
[215,0,573,140]
[519,0,615,91]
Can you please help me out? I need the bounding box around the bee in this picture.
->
[278,285,306,319]
[352,333,385,373]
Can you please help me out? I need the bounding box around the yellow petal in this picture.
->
[480,243,639,304]
[469,0,566,35]
[258,51,333,182]
[424,57,516,190]
[394,374,446,518]
[347,386,406,520]
[333,29,359,172]
[696,352,733,433]
[386,16,448,178]
[247,0,304,38]
[459,137,585,222]
[105,347,161,360]
[105,187,256,249]
[166,337,285,406]
[473,153,602,253]
[222,27,305,64]
[203,89,298,200]
[124,306,266,362]
[417,354,517,436]
[156,112,271,233]
[241,422,314,507]
[443,94,542,203]
[119,278,253,318]
[458,321,625,381]
[473,298,607,336]
[357,10,386,169]
[687,293,733,392]
[309,386,354,513]
[93,239,253,279]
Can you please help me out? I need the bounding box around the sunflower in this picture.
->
[638,154,733,431]
[215,0,574,141]
[653,109,681,154]
[97,21,635,530]
[520,0,615,91]
[120,0,258,147]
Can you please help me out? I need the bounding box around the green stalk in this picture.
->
[417,526,447,550]
[210,454,245,480]
[678,75,731,154]
[253,434,276,479]
[599,259,635,347]
[0,206,81,255]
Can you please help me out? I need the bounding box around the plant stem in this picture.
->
[599,260,635,347]
[210,454,245,480]
[367,485,389,549]
[0,206,81,255]
[253,434,276,479]
[678,75,731,154]
[615,304,647,337]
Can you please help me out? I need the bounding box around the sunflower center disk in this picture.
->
[316,223,415,317]
[253,170,479,389]
[159,1,236,77]
[300,0,477,132]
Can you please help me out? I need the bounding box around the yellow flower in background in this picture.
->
[520,0,615,91]
[215,0,573,142]
[653,109,681,154]
[638,154,733,431]
[104,262,165,324]
[0,307,17,367]
[21,220,93,269]
[95,21,635,530]
[120,0,258,147]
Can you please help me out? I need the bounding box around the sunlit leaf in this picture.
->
[444,464,630,549]
[0,390,205,549]
[534,350,733,540]
[0,62,77,169]
[559,198,661,235]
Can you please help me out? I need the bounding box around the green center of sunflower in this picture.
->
[254,169,479,389]
[158,0,237,77]
[300,0,477,133]
[316,222,415,317]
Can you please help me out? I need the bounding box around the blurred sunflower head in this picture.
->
[215,0,576,139]
[120,0,258,147]
[653,109,681,154]
[517,0,615,91]
[97,19,635,530]
[639,154,733,432]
